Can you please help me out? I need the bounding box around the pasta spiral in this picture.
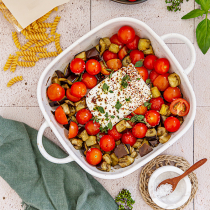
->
[38,52,58,58]
[16,51,36,56]
[12,32,21,49]
[21,40,35,51]
[4,54,14,71]
[37,22,53,28]
[30,28,47,34]
[31,21,39,30]
[37,10,53,23]
[7,76,23,87]
[29,47,47,52]
[17,61,36,67]
[22,56,39,62]
[35,37,54,47]
[55,33,62,54]
[26,33,48,40]
[10,56,19,72]
[51,16,61,35]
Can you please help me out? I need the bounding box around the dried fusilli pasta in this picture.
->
[0,3,7,10]
[16,51,36,56]
[37,10,53,23]
[17,61,36,67]
[10,56,19,72]
[12,32,21,49]
[55,33,62,54]
[37,22,53,28]
[31,21,39,30]
[21,40,36,51]
[30,28,47,34]
[35,37,54,47]
[26,33,48,40]
[22,56,39,62]
[3,54,14,71]
[38,52,58,58]
[29,47,47,52]
[51,16,61,35]
[21,29,29,37]
[7,76,23,87]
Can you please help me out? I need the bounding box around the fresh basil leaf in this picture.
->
[98,106,105,113]
[146,79,151,84]
[121,75,131,89]
[196,18,210,54]
[108,122,113,130]
[130,115,145,123]
[125,97,131,102]
[137,78,141,80]
[135,60,143,68]
[109,90,114,93]
[198,0,210,12]
[115,100,122,112]
[102,83,109,93]
[105,112,109,117]
[111,115,115,118]
[182,9,205,19]
[144,102,152,109]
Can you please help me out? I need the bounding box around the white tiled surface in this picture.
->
[0,0,209,209]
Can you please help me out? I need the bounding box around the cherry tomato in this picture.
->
[149,70,159,83]
[121,131,137,146]
[47,83,65,101]
[70,58,85,74]
[68,121,78,139]
[136,67,148,82]
[85,120,100,135]
[118,46,129,60]
[86,59,101,75]
[128,0,137,1]
[103,50,118,62]
[99,135,115,152]
[106,59,122,71]
[163,87,182,103]
[143,55,158,70]
[129,50,144,65]
[86,148,102,165]
[126,35,140,50]
[55,106,68,125]
[100,61,110,75]
[153,73,170,91]
[110,34,124,47]
[170,98,190,116]
[164,117,180,132]
[70,82,87,98]
[133,105,147,115]
[145,110,160,127]
[82,72,97,89]
[76,109,92,125]
[125,115,136,127]
[132,123,148,138]
[66,88,81,102]
[108,125,122,141]
[154,58,170,74]
[150,97,165,111]
[118,26,135,44]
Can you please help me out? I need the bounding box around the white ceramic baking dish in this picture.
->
[37,17,196,179]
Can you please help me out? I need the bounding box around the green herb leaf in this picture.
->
[109,71,114,79]
[77,73,83,82]
[115,100,122,112]
[182,9,205,19]
[111,115,115,118]
[146,79,151,84]
[130,115,145,123]
[144,102,152,109]
[198,0,210,12]
[98,106,105,113]
[125,97,131,102]
[127,50,132,54]
[122,118,130,121]
[105,112,109,117]
[196,18,210,54]
[106,68,112,72]
[99,125,108,133]
[102,83,109,93]
[137,78,141,80]
[135,60,143,67]
[109,90,114,93]
[121,75,131,89]
[108,122,113,130]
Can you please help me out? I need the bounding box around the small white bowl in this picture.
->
[148,166,191,209]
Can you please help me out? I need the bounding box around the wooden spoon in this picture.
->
[157,158,207,193]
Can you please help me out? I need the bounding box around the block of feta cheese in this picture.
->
[86,63,151,128]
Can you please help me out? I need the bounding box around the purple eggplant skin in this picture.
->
[86,47,100,61]
[55,70,65,78]
[49,97,67,107]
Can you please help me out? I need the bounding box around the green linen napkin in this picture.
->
[0,116,118,210]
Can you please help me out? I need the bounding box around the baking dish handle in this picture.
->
[37,121,74,164]
[161,33,196,75]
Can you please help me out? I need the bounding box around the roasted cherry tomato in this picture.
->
[170,98,190,116]
[70,58,85,74]
[70,82,87,98]
[86,148,102,165]
[129,50,144,65]
[136,67,149,82]
[154,58,170,74]
[128,0,137,1]
[143,55,158,70]
[145,110,160,127]
[153,73,170,91]
[55,106,68,125]
[86,59,101,75]
[103,50,118,62]
[132,123,148,138]
[99,135,115,152]
[108,125,122,141]
[150,97,165,111]
[149,70,159,83]
[100,61,110,75]
[106,59,122,71]
[66,88,81,102]
[47,83,65,101]
[121,131,137,146]
[125,115,136,127]
[118,46,129,60]
[85,120,100,135]
[68,121,78,139]
[126,35,140,50]
[133,105,147,115]
[164,116,180,132]
[82,72,97,89]
[76,109,92,125]
[163,87,182,103]
[118,26,135,44]
[110,34,124,47]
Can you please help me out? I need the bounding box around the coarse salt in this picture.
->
[155,183,173,198]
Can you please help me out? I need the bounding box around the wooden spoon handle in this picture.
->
[178,158,207,181]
